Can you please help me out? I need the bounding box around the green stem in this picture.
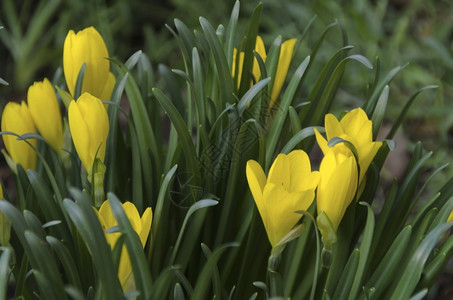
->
[268,252,283,298]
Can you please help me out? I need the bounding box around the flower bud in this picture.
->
[63,26,115,100]
[68,93,109,173]
[1,101,37,171]
[27,78,63,154]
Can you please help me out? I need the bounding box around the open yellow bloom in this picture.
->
[27,78,63,154]
[96,200,152,291]
[232,36,296,108]
[1,101,37,171]
[315,108,382,186]
[246,150,319,247]
[68,93,109,173]
[316,149,358,234]
[63,26,115,100]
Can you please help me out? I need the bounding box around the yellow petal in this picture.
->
[448,210,453,223]
[267,153,290,189]
[252,36,267,83]
[340,108,373,146]
[287,150,318,191]
[100,72,116,101]
[68,99,91,171]
[63,27,110,98]
[318,151,358,231]
[27,78,63,154]
[122,202,141,233]
[270,38,296,107]
[246,160,268,224]
[325,113,344,141]
[139,207,153,247]
[1,101,37,171]
[232,49,245,89]
[357,141,382,183]
[314,128,329,155]
[68,93,109,172]
[262,183,314,247]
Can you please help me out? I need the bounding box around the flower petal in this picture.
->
[270,38,296,107]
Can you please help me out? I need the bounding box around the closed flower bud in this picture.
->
[68,93,109,173]
[63,26,115,100]
[27,78,63,154]
[316,149,358,236]
[1,101,37,171]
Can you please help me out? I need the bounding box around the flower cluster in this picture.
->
[1,27,111,175]
[247,108,382,249]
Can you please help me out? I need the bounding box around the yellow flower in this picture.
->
[63,26,115,100]
[246,150,319,247]
[68,93,109,173]
[96,200,152,291]
[315,108,382,186]
[1,101,37,171]
[27,78,63,154]
[232,36,296,108]
[316,149,358,235]
[448,211,453,223]
[0,185,2,199]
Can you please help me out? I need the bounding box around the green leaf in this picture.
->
[24,230,67,299]
[108,194,153,299]
[192,243,239,300]
[0,247,11,299]
[363,64,407,116]
[371,85,389,139]
[46,236,82,289]
[362,226,412,300]
[125,50,143,70]
[390,222,453,300]
[169,199,218,265]
[63,194,123,298]
[225,1,240,68]
[348,203,375,300]
[281,126,324,154]
[237,77,270,115]
[237,3,262,97]
[111,58,159,201]
[333,249,359,300]
[174,283,185,300]
[386,85,438,139]
[199,17,234,104]
[153,87,201,192]
[265,55,310,169]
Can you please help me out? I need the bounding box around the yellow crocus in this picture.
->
[246,150,319,247]
[315,108,382,186]
[68,93,109,173]
[316,149,358,236]
[96,200,152,291]
[27,78,63,154]
[232,36,296,109]
[63,26,115,100]
[1,101,37,171]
